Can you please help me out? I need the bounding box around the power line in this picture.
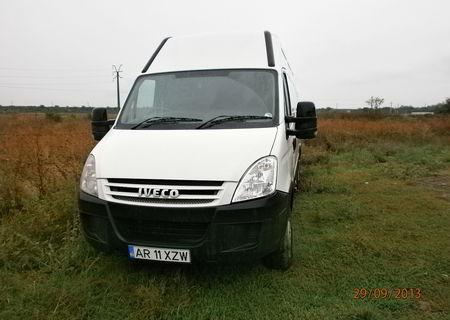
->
[0,81,114,86]
[0,85,111,92]
[0,67,108,71]
[0,75,110,79]
[112,65,123,109]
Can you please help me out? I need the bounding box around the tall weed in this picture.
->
[0,114,94,216]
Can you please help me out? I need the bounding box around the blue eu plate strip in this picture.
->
[128,245,135,258]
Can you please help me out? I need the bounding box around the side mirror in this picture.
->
[286,101,317,139]
[91,107,114,141]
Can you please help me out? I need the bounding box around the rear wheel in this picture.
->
[263,217,293,270]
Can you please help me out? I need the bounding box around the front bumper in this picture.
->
[78,191,290,263]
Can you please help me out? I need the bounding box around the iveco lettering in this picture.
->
[78,31,317,269]
[138,188,180,198]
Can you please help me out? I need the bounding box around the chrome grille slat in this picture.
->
[105,182,224,190]
[112,196,214,205]
[107,178,223,186]
[107,191,219,200]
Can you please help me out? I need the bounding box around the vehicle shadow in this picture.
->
[124,257,268,280]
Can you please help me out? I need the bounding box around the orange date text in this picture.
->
[353,288,422,299]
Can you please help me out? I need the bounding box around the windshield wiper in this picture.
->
[196,115,272,129]
[131,116,203,129]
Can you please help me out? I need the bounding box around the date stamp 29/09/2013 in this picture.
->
[353,288,422,300]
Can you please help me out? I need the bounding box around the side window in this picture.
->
[282,73,291,116]
[286,74,297,116]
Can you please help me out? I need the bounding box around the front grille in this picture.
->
[115,218,208,244]
[104,178,224,207]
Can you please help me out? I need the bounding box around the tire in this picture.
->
[263,217,293,270]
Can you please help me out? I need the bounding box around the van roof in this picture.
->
[143,31,284,74]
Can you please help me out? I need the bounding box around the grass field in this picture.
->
[0,113,449,319]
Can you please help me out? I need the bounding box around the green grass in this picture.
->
[1,142,449,319]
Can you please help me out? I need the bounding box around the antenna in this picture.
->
[112,65,123,109]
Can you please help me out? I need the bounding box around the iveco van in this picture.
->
[79,31,317,270]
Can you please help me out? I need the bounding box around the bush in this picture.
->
[45,112,62,122]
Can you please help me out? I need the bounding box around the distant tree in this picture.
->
[398,105,414,114]
[365,96,384,110]
[442,97,450,113]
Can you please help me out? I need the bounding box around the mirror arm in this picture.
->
[91,120,109,126]
[286,128,316,136]
[285,116,316,123]
[91,119,115,126]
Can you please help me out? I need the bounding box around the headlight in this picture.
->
[80,154,98,196]
[232,156,277,202]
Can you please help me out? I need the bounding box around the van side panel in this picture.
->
[271,36,299,193]
[271,74,293,193]
[285,72,301,175]
[271,124,293,193]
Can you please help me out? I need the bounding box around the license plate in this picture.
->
[128,245,191,263]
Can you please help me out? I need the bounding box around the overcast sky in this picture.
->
[0,0,449,109]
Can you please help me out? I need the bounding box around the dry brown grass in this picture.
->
[307,115,450,154]
[319,116,450,138]
[0,113,94,214]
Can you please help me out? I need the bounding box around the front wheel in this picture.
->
[263,217,293,270]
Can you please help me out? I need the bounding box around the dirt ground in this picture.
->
[419,168,450,202]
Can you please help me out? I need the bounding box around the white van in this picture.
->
[79,31,317,270]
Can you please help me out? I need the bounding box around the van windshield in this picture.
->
[116,69,278,129]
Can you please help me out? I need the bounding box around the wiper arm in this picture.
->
[131,117,202,129]
[196,115,272,129]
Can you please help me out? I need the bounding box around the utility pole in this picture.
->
[112,65,123,109]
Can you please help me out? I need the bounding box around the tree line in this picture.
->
[0,105,119,114]
[321,97,450,114]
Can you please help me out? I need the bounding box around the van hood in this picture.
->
[92,127,278,182]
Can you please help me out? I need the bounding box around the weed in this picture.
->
[45,112,63,122]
